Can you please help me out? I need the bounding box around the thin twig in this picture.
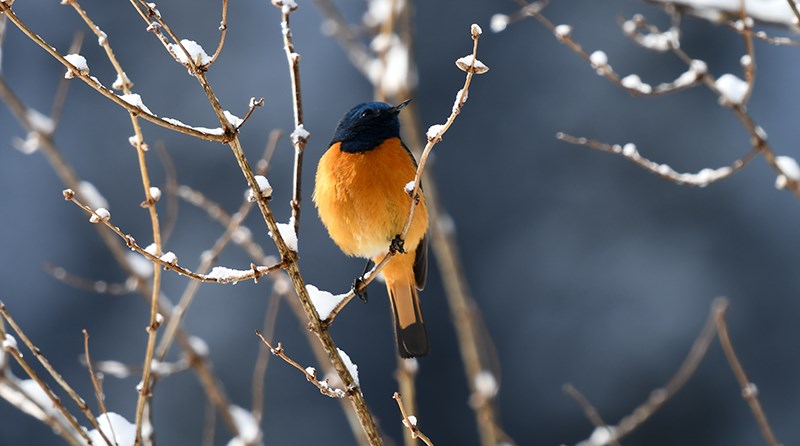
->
[393,392,434,446]
[0,303,109,445]
[208,0,229,66]
[715,305,780,446]
[251,291,282,423]
[563,384,621,446]
[556,132,759,187]
[63,190,284,284]
[254,332,349,399]
[0,4,228,141]
[274,1,309,237]
[572,298,727,444]
[83,330,117,446]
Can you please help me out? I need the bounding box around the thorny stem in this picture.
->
[326,29,484,323]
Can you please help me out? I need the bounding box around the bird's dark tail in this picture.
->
[388,281,429,358]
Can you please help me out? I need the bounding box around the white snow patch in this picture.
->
[589,50,608,67]
[337,348,359,387]
[474,370,499,398]
[64,54,89,78]
[490,14,509,33]
[305,284,346,320]
[715,73,748,105]
[119,93,154,115]
[126,252,154,277]
[144,243,158,256]
[87,412,136,446]
[247,176,273,202]
[188,336,210,357]
[226,405,261,446]
[270,218,298,252]
[112,72,131,90]
[455,54,489,74]
[554,24,572,38]
[621,74,653,94]
[159,251,178,264]
[290,124,311,145]
[26,108,55,134]
[223,110,243,128]
[18,380,51,410]
[169,39,211,66]
[149,186,161,202]
[89,208,111,223]
[403,415,418,428]
[404,180,416,194]
[207,266,250,284]
[2,334,18,351]
[471,23,482,36]
[775,156,800,189]
[427,124,444,140]
[78,181,108,210]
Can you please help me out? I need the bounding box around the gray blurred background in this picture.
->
[1,0,799,444]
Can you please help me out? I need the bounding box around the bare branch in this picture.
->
[393,392,434,446]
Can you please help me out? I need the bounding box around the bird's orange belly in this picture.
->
[314,138,428,259]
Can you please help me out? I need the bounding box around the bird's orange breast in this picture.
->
[313,137,428,259]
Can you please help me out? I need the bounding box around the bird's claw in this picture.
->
[352,277,368,303]
[390,235,406,254]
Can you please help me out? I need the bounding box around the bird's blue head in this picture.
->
[331,100,411,153]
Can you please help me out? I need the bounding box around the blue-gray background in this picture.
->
[1,0,798,444]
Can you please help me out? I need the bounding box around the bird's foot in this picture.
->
[390,235,406,254]
[352,277,368,303]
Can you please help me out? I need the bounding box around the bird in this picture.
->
[313,100,430,358]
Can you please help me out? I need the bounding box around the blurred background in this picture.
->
[1,0,799,444]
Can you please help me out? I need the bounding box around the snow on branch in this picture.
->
[556,133,758,187]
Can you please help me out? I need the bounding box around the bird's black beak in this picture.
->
[391,99,412,114]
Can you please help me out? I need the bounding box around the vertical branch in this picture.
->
[275,1,309,237]
[395,358,419,446]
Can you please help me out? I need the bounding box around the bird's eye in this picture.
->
[360,109,375,118]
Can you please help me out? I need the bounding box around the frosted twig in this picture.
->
[715,304,780,446]
[63,190,284,284]
[274,0,309,237]
[393,392,434,446]
[0,303,110,446]
[556,133,758,187]
[326,25,486,323]
[725,22,800,46]
[0,4,227,141]
[254,332,348,399]
[526,5,700,96]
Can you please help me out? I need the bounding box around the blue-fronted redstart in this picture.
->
[313,100,430,358]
